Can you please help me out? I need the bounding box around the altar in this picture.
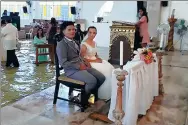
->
[108,21,136,65]
[108,55,159,125]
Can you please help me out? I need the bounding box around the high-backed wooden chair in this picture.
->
[53,46,87,111]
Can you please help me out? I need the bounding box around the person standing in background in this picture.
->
[46,17,57,62]
[53,26,63,47]
[136,7,150,47]
[0,20,7,62]
[2,10,8,16]
[1,19,19,67]
[46,17,57,44]
[74,24,85,45]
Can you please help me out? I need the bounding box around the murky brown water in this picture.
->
[1,40,56,107]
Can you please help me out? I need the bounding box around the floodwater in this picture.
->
[1,40,56,107]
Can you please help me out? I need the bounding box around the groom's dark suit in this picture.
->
[56,37,105,105]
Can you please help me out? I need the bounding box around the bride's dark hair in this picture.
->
[87,26,97,32]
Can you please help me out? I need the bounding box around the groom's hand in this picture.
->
[79,63,87,70]
[83,59,91,68]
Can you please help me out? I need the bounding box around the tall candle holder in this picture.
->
[156,49,164,95]
[165,10,177,51]
[113,66,128,125]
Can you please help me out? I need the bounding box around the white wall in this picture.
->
[21,1,138,48]
[147,1,161,38]
[160,1,188,50]
[79,1,137,47]
[79,1,105,27]
[20,1,37,27]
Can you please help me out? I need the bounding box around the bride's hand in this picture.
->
[95,58,102,63]
[83,59,92,68]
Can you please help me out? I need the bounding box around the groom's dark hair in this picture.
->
[60,21,75,31]
[60,21,75,38]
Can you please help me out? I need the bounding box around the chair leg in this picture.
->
[36,47,39,66]
[80,89,90,112]
[53,81,60,104]
[94,91,98,102]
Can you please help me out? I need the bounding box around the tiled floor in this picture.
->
[1,40,56,106]
[1,42,188,124]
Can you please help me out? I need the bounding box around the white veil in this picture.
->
[81,33,88,43]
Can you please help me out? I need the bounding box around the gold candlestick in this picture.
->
[156,50,164,95]
[113,68,128,125]
[165,16,177,51]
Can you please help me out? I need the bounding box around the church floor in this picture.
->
[1,40,188,125]
[1,40,56,107]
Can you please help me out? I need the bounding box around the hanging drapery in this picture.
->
[46,5,51,18]
[68,6,72,19]
[43,5,47,17]
[61,5,69,20]
[13,6,17,12]
[57,5,61,17]
[53,5,58,17]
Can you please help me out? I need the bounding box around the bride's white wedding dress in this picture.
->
[82,42,114,100]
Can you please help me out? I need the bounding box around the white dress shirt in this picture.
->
[64,37,79,50]
[1,23,19,50]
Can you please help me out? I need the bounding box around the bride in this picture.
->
[80,26,114,100]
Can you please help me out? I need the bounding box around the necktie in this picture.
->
[72,41,79,51]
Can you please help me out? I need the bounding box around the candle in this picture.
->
[172,9,175,16]
[159,33,164,49]
[120,41,123,66]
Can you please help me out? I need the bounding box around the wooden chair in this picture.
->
[53,49,87,112]
[35,44,54,66]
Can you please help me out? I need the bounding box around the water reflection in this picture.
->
[1,40,55,106]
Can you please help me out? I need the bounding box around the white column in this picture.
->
[147,1,161,37]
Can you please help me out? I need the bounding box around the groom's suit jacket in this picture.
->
[56,37,84,76]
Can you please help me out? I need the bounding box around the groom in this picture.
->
[56,21,105,107]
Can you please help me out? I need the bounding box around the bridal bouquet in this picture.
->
[133,48,156,64]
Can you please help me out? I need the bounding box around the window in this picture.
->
[39,1,76,21]
[97,1,114,17]
[1,2,29,19]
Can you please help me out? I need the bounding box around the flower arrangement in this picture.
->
[133,48,156,64]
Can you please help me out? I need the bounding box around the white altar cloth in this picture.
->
[108,55,158,125]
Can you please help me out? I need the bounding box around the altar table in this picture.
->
[108,55,158,125]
